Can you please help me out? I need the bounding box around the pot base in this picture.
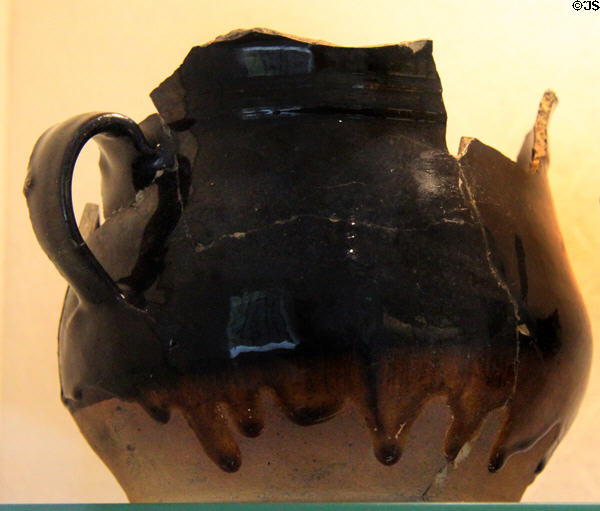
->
[72,391,555,502]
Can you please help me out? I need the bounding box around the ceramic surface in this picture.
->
[24,29,591,501]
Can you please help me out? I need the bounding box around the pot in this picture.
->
[24,28,591,502]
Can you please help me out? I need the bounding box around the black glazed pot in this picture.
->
[24,29,591,501]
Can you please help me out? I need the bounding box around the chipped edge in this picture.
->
[457,90,557,175]
[205,27,432,53]
[529,90,558,174]
[78,203,100,240]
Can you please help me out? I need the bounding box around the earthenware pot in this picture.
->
[24,29,591,502]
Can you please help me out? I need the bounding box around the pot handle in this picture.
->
[24,112,174,305]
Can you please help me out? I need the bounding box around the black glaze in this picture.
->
[25,29,591,488]
[515,235,528,302]
[25,113,176,304]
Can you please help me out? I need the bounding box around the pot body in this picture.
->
[25,29,591,501]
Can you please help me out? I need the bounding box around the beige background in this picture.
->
[1,0,599,502]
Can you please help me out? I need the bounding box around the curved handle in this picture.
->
[24,112,175,305]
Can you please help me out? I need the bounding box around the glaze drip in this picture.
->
[131,317,563,474]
